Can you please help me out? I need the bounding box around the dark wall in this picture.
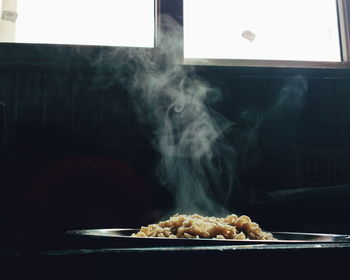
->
[2,68,350,188]
[1,58,350,238]
[201,71,350,190]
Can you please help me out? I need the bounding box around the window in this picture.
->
[183,0,350,67]
[0,0,349,68]
[0,0,155,47]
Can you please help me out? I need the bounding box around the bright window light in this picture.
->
[184,0,342,62]
[12,0,154,47]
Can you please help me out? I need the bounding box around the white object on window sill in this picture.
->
[241,30,256,42]
[1,10,18,23]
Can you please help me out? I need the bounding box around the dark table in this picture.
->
[1,238,350,280]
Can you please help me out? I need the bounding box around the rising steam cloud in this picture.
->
[100,15,236,216]
[267,76,308,120]
[97,15,308,217]
[134,16,236,216]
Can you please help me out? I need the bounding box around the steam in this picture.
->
[267,76,308,121]
[155,83,236,215]
[232,110,263,170]
[229,77,308,173]
[132,17,236,216]
[94,16,308,217]
[98,16,236,216]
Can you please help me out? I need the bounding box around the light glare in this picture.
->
[15,0,154,47]
[184,0,341,62]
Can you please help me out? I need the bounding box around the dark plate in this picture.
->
[66,228,350,247]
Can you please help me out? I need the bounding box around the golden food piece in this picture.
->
[132,214,275,240]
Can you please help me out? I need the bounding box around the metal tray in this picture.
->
[67,228,350,246]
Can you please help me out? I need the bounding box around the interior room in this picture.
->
[0,0,350,278]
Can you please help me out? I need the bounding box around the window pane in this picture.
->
[184,0,341,62]
[13,0,154,47]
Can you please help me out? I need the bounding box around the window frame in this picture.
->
[1,0,158,48]
[0,0,160,70]
[0,0,349,72]
[179,0,350,69]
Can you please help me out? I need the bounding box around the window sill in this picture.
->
[0,43,349,79]
[185,61,350,79]
[0,43,154,72]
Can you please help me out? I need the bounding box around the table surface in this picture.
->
[1,240,350,279]
[1,238,350,256]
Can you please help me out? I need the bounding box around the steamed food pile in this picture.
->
[132,214,275,240]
